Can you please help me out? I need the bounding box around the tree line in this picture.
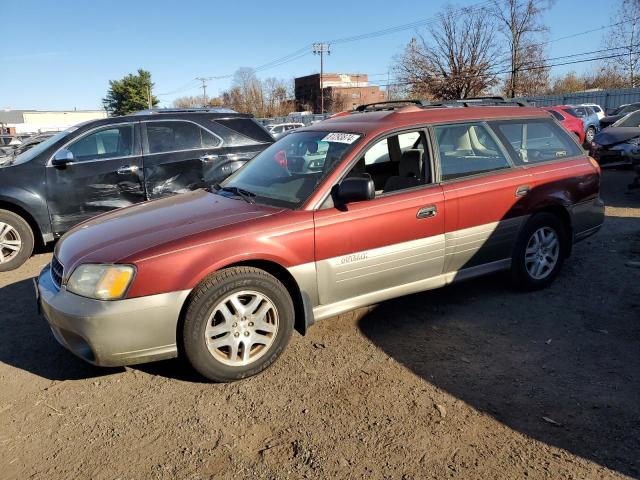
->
[103,0,640,116]
[392,0,640,100]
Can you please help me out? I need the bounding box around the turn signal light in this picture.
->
[588,156,601,176]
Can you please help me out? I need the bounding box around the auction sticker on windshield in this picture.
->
[322,133,360,144]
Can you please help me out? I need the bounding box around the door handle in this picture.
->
[200,154,220,163]
[515,185,530,197]
[417,205,437,219]
[116,165,138,175]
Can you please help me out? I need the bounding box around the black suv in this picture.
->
[0,108,274,271]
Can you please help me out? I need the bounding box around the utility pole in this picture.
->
[196,77,209,105]
[313,43,331,114]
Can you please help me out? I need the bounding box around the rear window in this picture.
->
[491,119,583,164]
[547,110,564,121]
[214,118,273,143]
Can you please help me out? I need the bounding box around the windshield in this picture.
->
[617,104,640,116]
[11,130,72,166]
[221,130,361,208]
[613,110,640,127]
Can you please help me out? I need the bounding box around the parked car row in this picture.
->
[33,99,604,382]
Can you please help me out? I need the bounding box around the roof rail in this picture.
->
[354,100,426,112]
[131,107,240,115]
[456,96,529,107]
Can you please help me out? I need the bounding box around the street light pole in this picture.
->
[313,43,331,114]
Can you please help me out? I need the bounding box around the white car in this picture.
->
[267,122,305,139]
[579,103,605,120]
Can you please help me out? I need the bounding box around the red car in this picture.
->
[543,106,586,144]
[37,100,604,382]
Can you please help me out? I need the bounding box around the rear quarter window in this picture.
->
[491,119,583,165]
[214,118,273,143]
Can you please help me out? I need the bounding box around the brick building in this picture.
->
[294,73,386,113]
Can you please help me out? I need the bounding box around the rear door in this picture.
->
[46,122,145,235]
[313,128,446,308]
[142,119,223,199]
[433,122,528,274]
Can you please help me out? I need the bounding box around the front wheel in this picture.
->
[0,210,34,272]
[511,213,567,290]
[585,126,596,144]
[182,267,294,382]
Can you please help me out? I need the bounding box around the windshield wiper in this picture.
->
[213,183,256,204]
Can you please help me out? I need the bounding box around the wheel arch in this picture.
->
[178,258,314,343]
[0,199,44,248]
[532,204,573,257]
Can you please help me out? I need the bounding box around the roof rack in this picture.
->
[448,96,529,107]
[354,100,427,112]
[350,96,529,115]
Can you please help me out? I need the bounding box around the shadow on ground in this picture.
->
[0,278,121,381]
[358,217,640,477]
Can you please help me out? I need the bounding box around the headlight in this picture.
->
[626,137,640,146]
[66,264,135,300]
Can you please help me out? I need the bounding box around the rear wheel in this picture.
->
[0,210,34,272]
[511,213,567,290]
[182,267,294,382]
[585,126,596,144]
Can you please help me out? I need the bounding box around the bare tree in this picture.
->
[492,0,553,97]
[604,0,640,87]
[394,5,499,100]
[172,95,223,108]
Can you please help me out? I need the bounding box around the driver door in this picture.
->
[313,129,446,307]
[46,122,145,235]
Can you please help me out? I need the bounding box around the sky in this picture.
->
[0,0,619,111]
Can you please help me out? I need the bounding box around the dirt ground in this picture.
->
[1,169,639,480]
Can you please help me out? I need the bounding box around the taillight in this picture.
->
[589,156,601,176]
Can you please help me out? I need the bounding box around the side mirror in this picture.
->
[334,176,375,205]
[52,149,74,167]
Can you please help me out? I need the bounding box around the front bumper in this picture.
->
[37,265,190,367]
[591,144,640,166]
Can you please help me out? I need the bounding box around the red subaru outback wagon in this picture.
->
[37,100,604,382]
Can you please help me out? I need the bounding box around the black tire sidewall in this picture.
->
[512,213,567,291]
[0,210,34,272]
[182,268,294,382]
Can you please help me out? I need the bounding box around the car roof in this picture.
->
[303,106,551,136]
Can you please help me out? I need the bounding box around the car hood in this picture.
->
[593,127,640,146]
[55,189,283,274]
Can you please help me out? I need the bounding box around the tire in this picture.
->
[585,126,596,144]
[182,266,294,382]
[0,209,34,272]
[511,212,567,291]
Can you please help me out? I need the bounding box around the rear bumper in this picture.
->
[570,197,605,242]
[37,265,190,367]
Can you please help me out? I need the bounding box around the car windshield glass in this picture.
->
[618,104,639,115]
[11,130,72,166]
[221,130,361,208]
[613,110,640,127]
[562,108,580,118]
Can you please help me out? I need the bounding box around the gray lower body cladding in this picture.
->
[37,266,190,367]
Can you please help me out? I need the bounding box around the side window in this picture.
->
[548,110,564,121]
[67,125,134,162]
[492,119,583,164]
[346,130,430,195]
[146,121,220,154]
[434,123,510,181]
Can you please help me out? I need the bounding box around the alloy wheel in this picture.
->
[586,127,595,143]
[204,290,279,366]
[0,222,22,264]
[525,227,560,280]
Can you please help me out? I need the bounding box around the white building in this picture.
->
[0,109,108,135]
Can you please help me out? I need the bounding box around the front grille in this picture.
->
[50,255,64,288]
